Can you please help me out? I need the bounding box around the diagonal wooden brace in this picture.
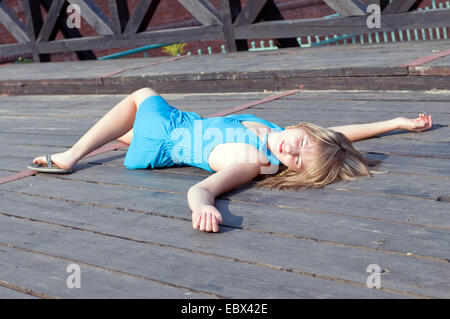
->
[67,0,114,35]
[0,2,30,43]
[178,0,222,26]
[324,0,367,17]
[383,0,420,14]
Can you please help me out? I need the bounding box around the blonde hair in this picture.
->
[256,122,381,190]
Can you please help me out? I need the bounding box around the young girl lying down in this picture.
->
[29,88,433,233]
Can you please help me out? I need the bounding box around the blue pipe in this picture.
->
[98,43,173,60]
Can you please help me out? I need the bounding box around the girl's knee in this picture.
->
[133,88,158,109]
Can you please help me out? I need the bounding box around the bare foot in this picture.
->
[32,151,78,170]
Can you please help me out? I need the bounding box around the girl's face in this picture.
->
[270,128,319,172]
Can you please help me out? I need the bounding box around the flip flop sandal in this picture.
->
[28,154,73,174]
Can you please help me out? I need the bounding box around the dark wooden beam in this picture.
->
[383,0,421,14]
[177,0,222,26]
[22,0,50,62]
[108,0,129,34]
[379,0,390,11]
[36,0,66,42]
[256,0,298,48]
[324,0,367,17]
[228,0,248,51]
[233,0,268,27]
[0,1,30,43]
[124,0,160,34]
[219,0,236,52]
[67,0,114,35]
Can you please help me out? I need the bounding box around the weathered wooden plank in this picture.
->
[1,183,448,298]
[0,214,399,298]
[1,185,447,299]
[0,245,208,298]
[324,0,367,17]
[0,2,30,43]
[0,285,36,299]
[81,147,450,179]
[283,90,450,102]
[178,0,222,26]
[0,132,80,147]
[124,0,160,34]
[325,170,450,200]
[234,8,450,39]
[36,163,450,228]
[353,138,450,158]
[2,75,448,95]
[67,0,114,35]
[2,171,449,260]
[383,0,419,14]
[36,25,223,54]
[0,42,31,57]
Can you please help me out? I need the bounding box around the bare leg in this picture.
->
[32,88,158,170]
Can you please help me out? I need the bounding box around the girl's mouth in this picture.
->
[279,140,284,154]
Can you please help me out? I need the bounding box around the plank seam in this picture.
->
[0,212,435,299]
[0,241,225,299]
[26,170,450,214]
[2,189,449,260]
[98,55,190,78]
[401,49,450,67]
[0,171,450,230]
[0,279,59,299]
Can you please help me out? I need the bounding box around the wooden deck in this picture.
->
[0,41,449,299]
[1,40,450,94]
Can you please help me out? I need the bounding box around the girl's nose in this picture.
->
[285,144,296,155]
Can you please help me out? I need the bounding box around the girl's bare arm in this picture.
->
[187,161,262,233]
[327,114,432,142]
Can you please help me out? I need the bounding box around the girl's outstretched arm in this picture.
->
[188,162,261,233]
[327,114,433,142]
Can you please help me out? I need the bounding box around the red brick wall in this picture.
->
[0,0,440,63]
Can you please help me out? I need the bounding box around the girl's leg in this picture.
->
[32,87,158,170]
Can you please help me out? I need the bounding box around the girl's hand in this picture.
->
[192,205,223,233]
[397,114,433,133]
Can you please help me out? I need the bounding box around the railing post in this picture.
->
[220,0,238,52]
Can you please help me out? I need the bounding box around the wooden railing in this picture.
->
[0,0,449,62]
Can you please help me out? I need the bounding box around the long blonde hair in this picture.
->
[256,122,381,190]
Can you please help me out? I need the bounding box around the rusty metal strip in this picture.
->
[206,89,301,118]
[99,55,189,78]
[0,170,37,185]
[401,49,450,67]
[0,90,301,185]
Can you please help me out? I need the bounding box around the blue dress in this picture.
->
[124,95,285,172]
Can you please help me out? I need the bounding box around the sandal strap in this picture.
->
[45,155,52,168]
